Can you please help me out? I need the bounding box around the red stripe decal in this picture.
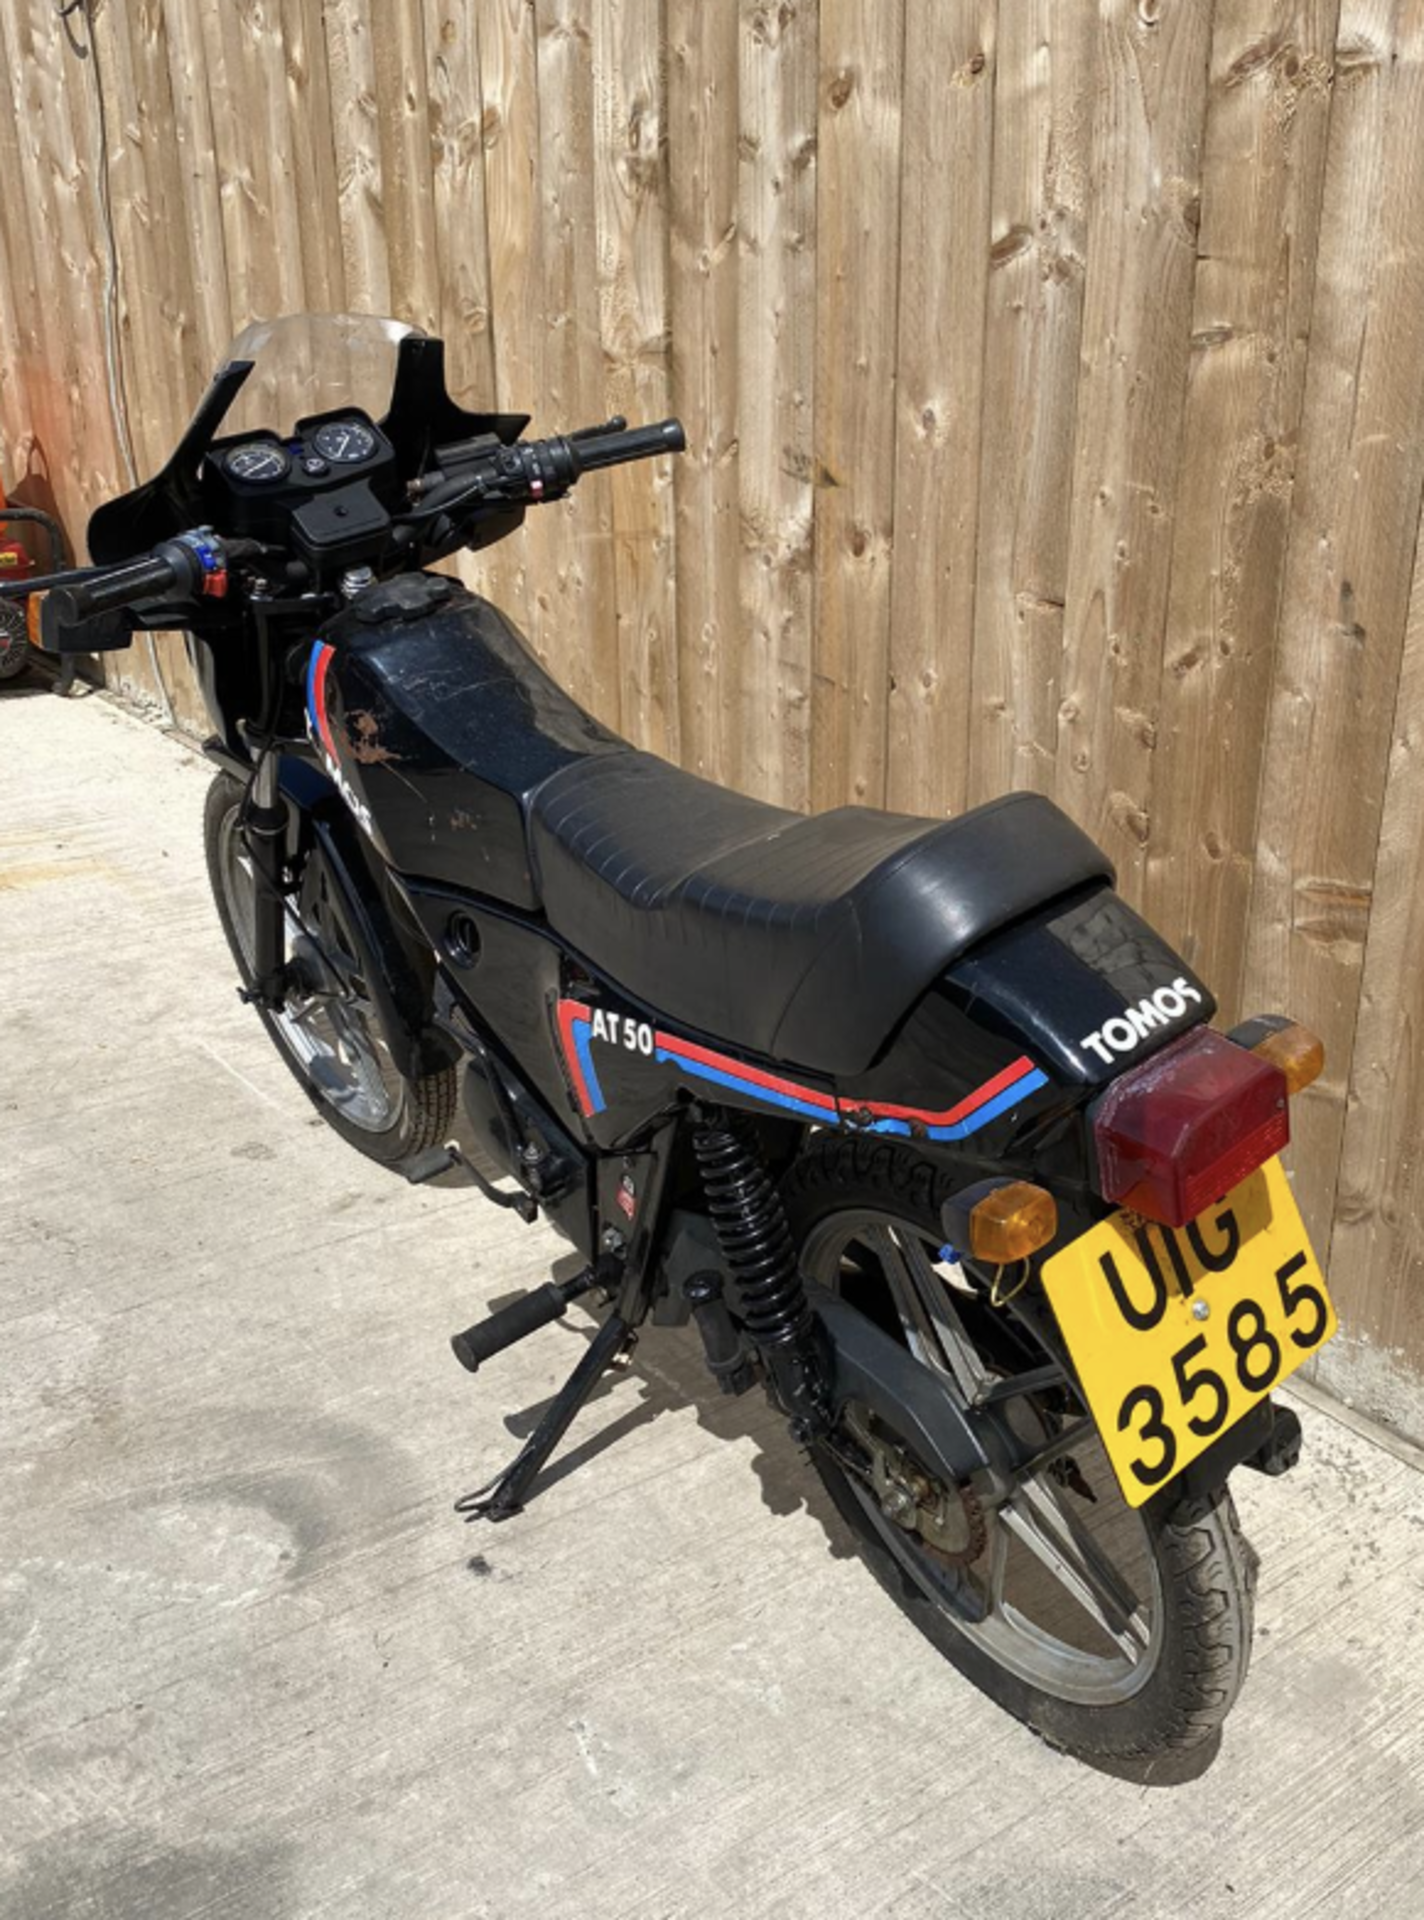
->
[654,1031,839,1113]
[557,997,598,1118]
[312,644,337,761]
[839,1054,1037,1129]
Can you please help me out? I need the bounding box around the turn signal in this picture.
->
[25,591,45,648]
[942,1180,1058,1265]
[1252,1022,1324,1096]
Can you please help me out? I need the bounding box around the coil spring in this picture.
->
[693,1123,811,1349]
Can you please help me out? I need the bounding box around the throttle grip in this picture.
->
[569,418,686,472]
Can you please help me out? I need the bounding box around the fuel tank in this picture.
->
[305,574,622,906]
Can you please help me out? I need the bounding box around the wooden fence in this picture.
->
[2,0,1422,1438]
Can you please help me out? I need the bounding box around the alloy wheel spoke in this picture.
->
[863,1226,985,1405]
[1000,1480,1151,1661]
[896,1230,988,1404]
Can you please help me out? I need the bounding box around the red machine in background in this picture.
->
[0,478,70,686]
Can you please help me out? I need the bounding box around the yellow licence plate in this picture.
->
[1041,1157,1337,1506]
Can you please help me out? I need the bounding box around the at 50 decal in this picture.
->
[555,996,1046,1140]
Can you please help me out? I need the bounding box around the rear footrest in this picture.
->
[451,1269,599,1373]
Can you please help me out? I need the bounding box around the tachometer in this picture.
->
[223,442,291,484]
[310,419,379,465]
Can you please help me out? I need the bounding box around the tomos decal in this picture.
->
[306,642,374,836]
[1079,976,1203,1066]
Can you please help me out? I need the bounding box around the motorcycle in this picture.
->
[1,313,1337,1764]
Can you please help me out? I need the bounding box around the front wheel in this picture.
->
[204,770,457,1168]
[781,1137,1258,1763]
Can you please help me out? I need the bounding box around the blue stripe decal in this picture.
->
[865,1067,1049,1141]
[572,1020,606,1114]
[929,1068,1048,1139]
[305,643,320,736]
[656,1048,837,1123]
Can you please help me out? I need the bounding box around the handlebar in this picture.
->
[27,416,686,626]
[560,418,686,472]
[49,531,245,624]
[53,552,183,623]
[429,417,685,503]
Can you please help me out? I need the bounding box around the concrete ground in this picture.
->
[3,678,1424,1920]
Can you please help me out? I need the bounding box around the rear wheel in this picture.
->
[204,770,457,1168]
[782,1137,1257,1762]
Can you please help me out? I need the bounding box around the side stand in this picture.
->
[454,1312,634,1522]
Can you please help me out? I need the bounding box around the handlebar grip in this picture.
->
[53,552,183,623]
[569,417,686,472]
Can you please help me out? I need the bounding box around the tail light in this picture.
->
[1091,1026,1290,1229]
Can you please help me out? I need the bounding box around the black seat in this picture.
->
[528,751,1113,1076]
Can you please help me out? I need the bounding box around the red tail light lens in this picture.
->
[1091,1027,1289,1229]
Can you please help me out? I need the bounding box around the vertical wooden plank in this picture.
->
[0,2,169,709]
[1242,0,1424,1255]
[593,0,679,760]
[323,0,393,317]
[280,0,349,315]
[0,7,56,488]
[1145,0,1339,1010]
[371,4,442,336]
[473,0,546,645]
[161,0,235,373]
[735,0,817,812]
[884,0,995,821]
[810,0,904,811]
[96,1,217,723]
[968,0,1094,807]
[0,0,126,540]
[668,0,739,780]
[1323,511,1424,1436]
[423,0,498,401]
[200,0,307,328]
[531,0,622,728]
[1055,0,1213,888]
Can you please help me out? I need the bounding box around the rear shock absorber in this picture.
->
[692,1120,832,1438]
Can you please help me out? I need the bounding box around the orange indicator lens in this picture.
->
[968,1182,1058,1265]
[1253,1022,1324,1096]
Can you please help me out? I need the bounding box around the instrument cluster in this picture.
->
[201,411,398,546]
[215,415,387,490]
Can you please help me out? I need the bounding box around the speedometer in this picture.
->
[310,419,378,465]
[224,442,290,484]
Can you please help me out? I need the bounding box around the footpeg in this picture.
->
[450,1268,600,1373]
[686,1271,755,1395]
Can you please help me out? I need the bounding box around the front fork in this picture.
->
[244,752,290,1010]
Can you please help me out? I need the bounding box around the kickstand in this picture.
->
[455,1312,634,1522]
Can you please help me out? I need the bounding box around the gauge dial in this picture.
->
[224,442,291,484]
[310,419,379,465]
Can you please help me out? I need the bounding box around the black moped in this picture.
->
[4,314,1336,1763]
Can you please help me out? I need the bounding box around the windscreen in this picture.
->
[217,312,418,439]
